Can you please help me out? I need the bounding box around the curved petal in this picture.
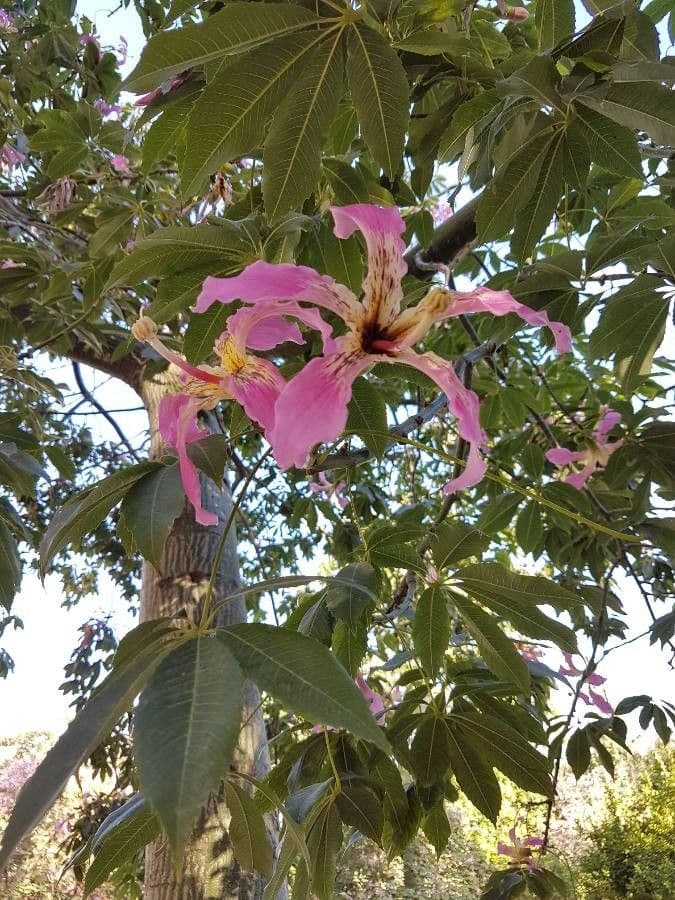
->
[270,347,373,470]
[225,300,336,354]
[595,409,622,437]
[331,204,407,327]
[439,287,572,354]
[566,462,597,491]
[587,687,613,716]
[394,350,487,494]
[356,674,385,719]
[158,393,217,527]
[196,260,360,326]
[225,357,285,436]
[545,447,588,466]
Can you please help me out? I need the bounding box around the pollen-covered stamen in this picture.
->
[131,315,221,384]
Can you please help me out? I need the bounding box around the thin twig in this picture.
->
[71,363,140,462]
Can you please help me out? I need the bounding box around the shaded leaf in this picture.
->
[412,586,450,677]
[118,463,185,569]
[346,377,389,458]
[224,781,273,877]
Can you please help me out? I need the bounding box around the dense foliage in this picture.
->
[0,0,674,898]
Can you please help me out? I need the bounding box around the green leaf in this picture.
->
[451,594,531,692]
[299,219,363,295]
[335,784,383,843]
[422,802,451,858]
[347,24,409,178]
[410,715,453,786]
[445,723,502,823]
[476,493,522,534]
[182,31,326,196]
[217,623,390,752]
[117,464,185,569]
[536,0,575,50]
[455,563,579,651]
[438,91,499,163]
[307,802,342,900]
[183,304,229,364]
[0,649,167,870]
[0,518,21,611]
[562,119,591,189]
[346,377,389,458]
[589,274,669,392]
[430,522,490,571]
[579,83,675,146]
[412,586,450,677]
[39,462,161,576]
[106,222,252,288]
[263,31,345,222]
[134,636,243,865]
[186,434,230,486]
[511,130,565,263]
[501,56,564,113]
[124,2,322,93]
[365,522,426,572]
[141,93,195,175]
[450,712,552,796]
[566,728,592,780]
[515,501,544,555]
[476,131,552,243]
[325,562,377,625]
[224,781,273,877]
[573,105,642,178]
[332,619,368,676]
[83,802,160,896]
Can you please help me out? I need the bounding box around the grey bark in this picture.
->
[139,375,279,899]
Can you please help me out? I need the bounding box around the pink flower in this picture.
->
[0,10,16,31]
[546,408,622,490]
[356,674,385,720]
[518,642,544,662]
[131,309,325,525]
[94,99,122,117]
[1,143,25,170]
[80,33,100,50]
[309,471,348,509]
[117,35,128,66]
[134,73,190,107]
[110,154,131,175]
[197,204,571,494]
[579,688,614,717]
[1,260,23,269]
[497,824,543,870]
[496,0,530,20]
[558,652,613,716]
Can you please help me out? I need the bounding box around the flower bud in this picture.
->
[131,315,158,342]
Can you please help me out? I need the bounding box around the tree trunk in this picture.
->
[139,377,279,899]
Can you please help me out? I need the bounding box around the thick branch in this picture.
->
[405,195,480,278]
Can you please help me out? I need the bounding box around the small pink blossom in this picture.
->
[431,201,454,225]
[426,563,440,584]
[309,471,348,509]
[496,0,530,20]
[197,204,571,494]
[94,99,122,117]
[1,143,25,170]
[559,652,613,716]
[497,824,543,870]
[80,33,100,50]
[546,408,622,490]
[110,154,131,175]
[518,642,544,663]
[117,34,128,66]
[1,260,23,269]
[356,674,385,719]
[0,10,16,31]
[135,72,190,106]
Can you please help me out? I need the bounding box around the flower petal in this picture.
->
[331,204,407,327]
[566,462,597,490]
[546,447,587,466]
[225,300,336,354]
[587,687,613,716]
[595,409,622,437]
[270,346,373,469]
[395,350,487,493]
[440,287,572,354]
[356,674,385,718]
[196,260,360,326]
[225,357,286,435]
[158,393,217,527]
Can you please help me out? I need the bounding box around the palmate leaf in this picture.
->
[511,129,565,264]
[0,647,170,870]
[573,104,642,177]
[124,2,323,93]
[217,623,390,751]
[412,586,450,677]
[346,377,389,458]
[134,635,244,865]
[445,723,502,823]
[307,802,342,900]
[39,462,161,576]
[536,0,576,50]
[263,29,345,222]
[346,24,409,179]
[117,463,186,570]
[579,83,675,147]
[224,781,273,877]
[451,593,531,693]
[141,91,197,174]
[182,30,328,197]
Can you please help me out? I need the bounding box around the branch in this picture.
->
[404,195,480,278]
[71,362,141,462]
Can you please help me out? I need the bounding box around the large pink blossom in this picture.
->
[546,408,622,490]
[131,309,325,525]
[309,471,348,509]
[197,204,571,494]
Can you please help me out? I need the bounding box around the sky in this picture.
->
[0,1,672,745]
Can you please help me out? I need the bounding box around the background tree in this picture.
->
[0,1,674,899]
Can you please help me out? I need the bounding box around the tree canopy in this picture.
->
[0,1,674,898]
